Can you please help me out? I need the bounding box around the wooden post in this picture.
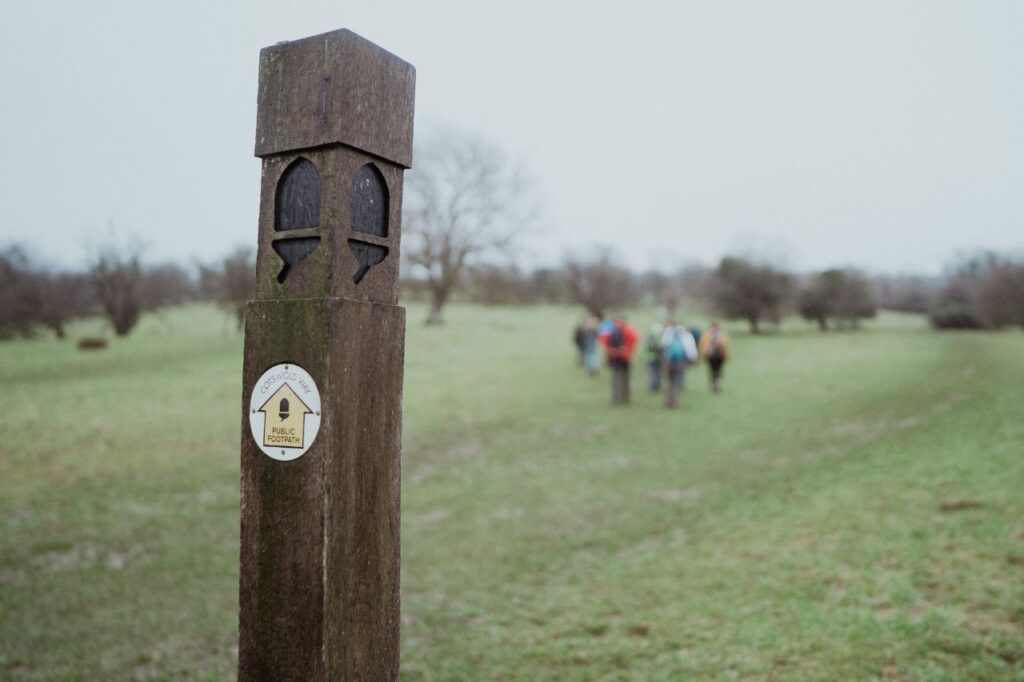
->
[238,29,415,681]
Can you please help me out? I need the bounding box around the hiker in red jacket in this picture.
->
[598,316,640,405]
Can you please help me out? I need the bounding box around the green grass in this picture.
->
[1,304,1022,680]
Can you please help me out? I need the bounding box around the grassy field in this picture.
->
[1,303,1022,681]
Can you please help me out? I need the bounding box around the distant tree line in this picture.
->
[403,249,1024,334]
[0,241,255,341]
[405,254,841,333]
[8,128,1017,340]
[6,237,1021,343]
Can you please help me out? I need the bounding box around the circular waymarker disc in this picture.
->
[248,363,322,462]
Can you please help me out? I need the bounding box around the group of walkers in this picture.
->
[573,315,732,407]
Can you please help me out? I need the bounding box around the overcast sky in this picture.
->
[2,1,1021,274]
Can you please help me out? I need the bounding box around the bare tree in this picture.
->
[403,127,540,324]
[524,268,567,304]
[638,269,682,314]
[35,271,92,338]
[931,252,1024,330]
[676,263,714,302]
[199,247,256,329]
[0,247,92,340]
[798,269,877,331]
[710,256,793,333]
[565,251,639,318]
[465,264,527,305]
[831,270,877,328]
[89,240,145,337]
[141,263,197,310]
[0,246,38,339]
[975,258,1024,328]
[873,274,939,313]
[640,269,669,304]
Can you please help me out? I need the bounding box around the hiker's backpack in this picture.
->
[666,329,687,363]
[608,324,625,349]
[708,332,725,361]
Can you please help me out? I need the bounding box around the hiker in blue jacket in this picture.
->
[660,322,698,409]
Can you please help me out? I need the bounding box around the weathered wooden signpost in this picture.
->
[238,29,415,681]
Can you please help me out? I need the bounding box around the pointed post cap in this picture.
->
[255,29,416,168]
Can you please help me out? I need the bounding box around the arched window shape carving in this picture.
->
[275,158,321,231]
[350,164,389,238]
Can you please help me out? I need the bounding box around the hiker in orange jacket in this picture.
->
[598,317,640,405]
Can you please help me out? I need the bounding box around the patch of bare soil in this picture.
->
[937,500,983,512]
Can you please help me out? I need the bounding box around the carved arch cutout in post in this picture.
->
[273,157,321,283]
[347,240,389,284]
[348,163,389,284]
[276,158,321,231]
[273,238,320,283]
[350,163,389,237]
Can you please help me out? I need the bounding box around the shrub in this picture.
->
[77,337,109,350]
[929,303,984,330]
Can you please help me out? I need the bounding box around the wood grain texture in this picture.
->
[239,299,330,681]
[239,298,405,681]
[324,299,405,681]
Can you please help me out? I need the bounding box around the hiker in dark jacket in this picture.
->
[644,321,665,392]
[698,322,733,393]
[573,321,586,366]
